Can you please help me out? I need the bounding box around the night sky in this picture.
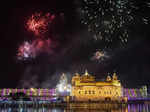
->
[0,0,150,89]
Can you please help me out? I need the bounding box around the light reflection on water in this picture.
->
[0,104,150,112]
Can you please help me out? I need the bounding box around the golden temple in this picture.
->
[71,70,125,101]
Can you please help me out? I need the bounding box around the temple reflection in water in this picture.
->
[0,104,150,112]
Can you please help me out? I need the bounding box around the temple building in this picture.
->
[71,70,124,101]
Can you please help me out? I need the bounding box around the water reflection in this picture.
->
[128,104,150,112]
[0,108,63,112]
[0,104,150,112]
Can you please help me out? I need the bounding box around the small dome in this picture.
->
[106,75,111,81]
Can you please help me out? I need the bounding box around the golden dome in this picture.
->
[112,72,118,80]
[106,75,112,81]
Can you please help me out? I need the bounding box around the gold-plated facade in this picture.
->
[71,71,123,101]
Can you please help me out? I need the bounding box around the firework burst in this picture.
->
[80,0,149,46]
[91,50,109,62]
[17,39,54,60]
[17,12,61,60]
[26,12,55,37]
[17,41,34,60]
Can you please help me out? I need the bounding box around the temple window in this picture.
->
[85,91,87,94]
[93,91,95,94]
[79,91,81,94]
[89,90,91,94]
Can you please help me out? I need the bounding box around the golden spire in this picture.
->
[112,72,118,80]
[85,69,89,76]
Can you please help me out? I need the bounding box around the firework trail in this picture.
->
[26,12,55,37]
[80,0,150,46]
